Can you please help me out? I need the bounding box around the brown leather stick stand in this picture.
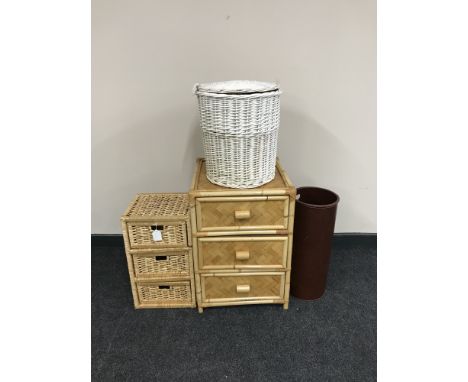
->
[291,187,340,300]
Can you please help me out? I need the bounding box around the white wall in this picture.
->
[92,0,376,233]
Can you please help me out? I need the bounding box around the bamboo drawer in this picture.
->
[195,196,289,232]
[196,236,288,271]
[201,272,285,303]
[132,248,193,279]
[136,280,195,308]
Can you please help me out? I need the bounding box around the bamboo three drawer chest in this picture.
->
[189,158,296,313]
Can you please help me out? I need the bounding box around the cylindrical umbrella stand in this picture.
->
[291,187,340,300]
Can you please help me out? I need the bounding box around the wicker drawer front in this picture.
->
[136,281,193,307]
[201,273,284,302]
[197,236,288,270]
[195,196,289,232]
[127,221,187,249]
[132,249,191,279]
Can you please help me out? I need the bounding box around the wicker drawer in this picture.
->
[136,281,193,307]
[127,221,188,249]
[132,249,192,279]
[201,273,285,302]
[197,236,288,270]
[195,196,289,232]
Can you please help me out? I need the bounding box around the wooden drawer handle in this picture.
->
[234,210,251,220]
[235,250,250,260]
[236,284,250,293]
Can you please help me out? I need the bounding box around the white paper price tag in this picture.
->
[152,229,162,241]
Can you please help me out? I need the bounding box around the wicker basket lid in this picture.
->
[195,80,279,94]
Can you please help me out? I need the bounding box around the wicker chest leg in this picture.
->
[121,221,141,308]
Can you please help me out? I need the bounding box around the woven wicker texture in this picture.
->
[194,81,281,188]
[127,223,187,248]
[122,193,196,309]
[137,281,192,306]
[124,193,188,218]
[196,197,289,231]
[133,250,190,278]
[202,274,284,300]
[198,237,288,270]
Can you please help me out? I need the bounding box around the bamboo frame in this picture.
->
[192,189,290,198]
[194,268,291,274]
[190,204,204,312]
[201,271,285,277]
[195,272,203,313]
[193,229,289,237]
[283,189,296,310]
[200,299,285,308]
[186,208,192,247]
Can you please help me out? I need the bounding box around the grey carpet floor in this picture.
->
[92,237,376,381]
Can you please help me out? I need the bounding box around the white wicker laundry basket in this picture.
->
[193,80,281,189]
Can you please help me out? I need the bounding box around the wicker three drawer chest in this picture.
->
[189,158,296,313]
[121,193,196,308]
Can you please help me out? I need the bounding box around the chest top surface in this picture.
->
[189,158,295,198]
[122,193,189,221]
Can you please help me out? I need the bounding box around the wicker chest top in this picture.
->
[122,193,189,221]
[189,158,295,199]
